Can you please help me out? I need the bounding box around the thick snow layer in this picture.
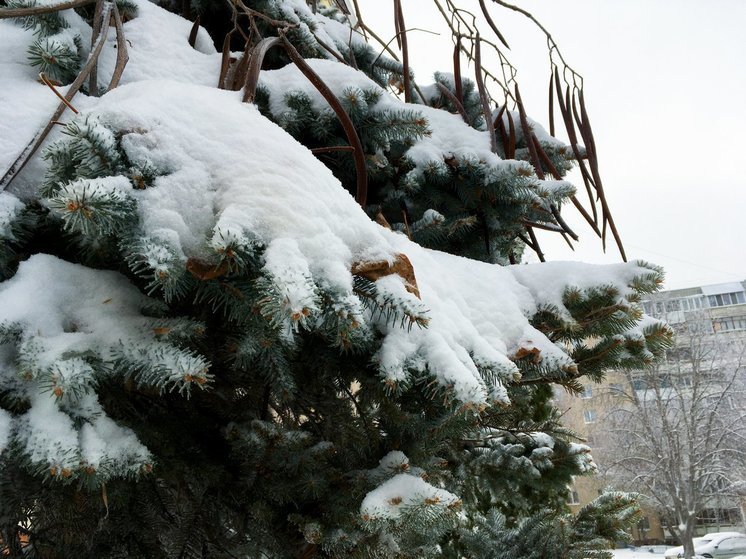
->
[360,473,459,521]
[0,0,219,198]
[0,254,151,359]
[75,79,588,404]
[97,0,219,87]
[0,255,197,475]
[0,20,65,186]
[511,260,655,319]
[0,0,666,487]
[15,78,655,406]
[493,106,570,150]
[260,58,510,169]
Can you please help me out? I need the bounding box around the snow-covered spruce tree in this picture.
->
[0,1,672,557]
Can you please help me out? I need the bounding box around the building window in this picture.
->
[631,378,647,391]
[580,385,593,399]
[567,490,580,505]
[608,383,623,395]
[713,316,746,332]
[680,296,706,311]
[708,291,746,307]
[583,409,596,423]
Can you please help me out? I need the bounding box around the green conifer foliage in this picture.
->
[256,63,574,264]
[7,0,83,85]
[0,193,34,281]
[0,1,672,557]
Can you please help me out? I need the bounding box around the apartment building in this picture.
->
[556,280,746,545]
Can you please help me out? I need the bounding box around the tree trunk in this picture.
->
[682,517,697,559]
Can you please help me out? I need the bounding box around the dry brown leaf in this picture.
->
[351,253,420,299]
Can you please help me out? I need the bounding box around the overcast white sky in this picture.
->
[356,0,746,290]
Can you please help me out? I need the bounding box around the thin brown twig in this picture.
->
[548,203,578,242]
[279,33,369,207]
[106,1,128,91]
[218,33,234,89]
[526,226,545,262]
[231,42,252,92]
[310,146,356,154]
[489,0,583,89]
[435,82,469,123]
[312,33,348,64]
[474,35,497,154]
[242,36,282,103]
[188,16,201,48]
[232,0,296,29]
[477,0,510,49]
[434,0,517,104]
[349,0,367,38]
[88,0,105,95]
[39,73,79,114]
[393,0,410,102]
[370,27,439,69]
[520,220,564,234]
[514,84,543,178]
[452,40,463,104]
[0,0,96,18]
[554,69,597,224]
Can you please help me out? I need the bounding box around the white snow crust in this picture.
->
[360,473,460,521]
[0,192,25,239]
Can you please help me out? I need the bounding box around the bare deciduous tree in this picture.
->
[592,319,746,558]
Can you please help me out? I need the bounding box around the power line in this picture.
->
[627,244,744,280]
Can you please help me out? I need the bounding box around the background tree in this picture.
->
[593,317,746,559]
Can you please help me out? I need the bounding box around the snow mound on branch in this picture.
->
[260,58,509,169]
[97,0,219,86]
[0,255,208,478]
[360,473,460,521]
[511,260,657,319]
[0,254,152,350]
[0,0,218,199]
[569,442,598,474]
[79,79,577,404]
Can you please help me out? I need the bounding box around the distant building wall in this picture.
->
[556,279,746,545]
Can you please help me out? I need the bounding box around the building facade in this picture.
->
[557,280,746,545]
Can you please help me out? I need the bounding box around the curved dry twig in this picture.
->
[241,36,282,103]
[279,34,368,207]
[107,1,129,91]
[0,0,96,18]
